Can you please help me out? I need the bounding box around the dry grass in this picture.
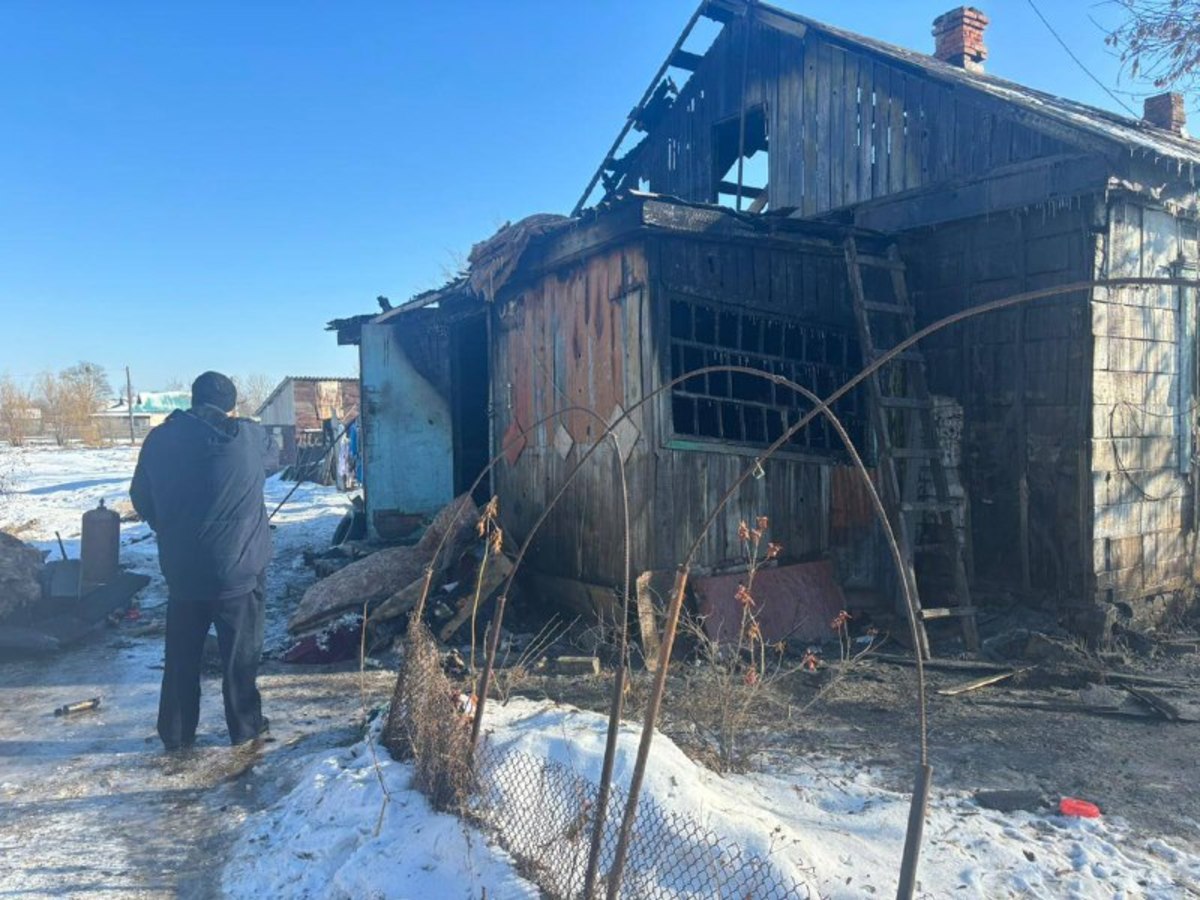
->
[382,618,475,812]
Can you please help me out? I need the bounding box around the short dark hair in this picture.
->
[191,371,238,413]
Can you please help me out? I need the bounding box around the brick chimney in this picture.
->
[932,7,989,73]
[1143,92,1187,135]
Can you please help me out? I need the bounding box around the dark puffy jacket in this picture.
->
[130,407,272,600]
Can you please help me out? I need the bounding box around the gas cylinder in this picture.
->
[80,500,120,587]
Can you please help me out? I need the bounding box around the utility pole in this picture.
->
[125,366,135,444]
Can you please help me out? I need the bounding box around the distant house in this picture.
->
[256,376,360,467]
[93,391,191,440]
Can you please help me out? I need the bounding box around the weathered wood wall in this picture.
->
[491,243,650,586]
[646,233,871,577]
[1091,198,1200,626]
[288,379,360,431]
[629,17,1074,216]
[902,200,1097,601]
[491,231,880,589]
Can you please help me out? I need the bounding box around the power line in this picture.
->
[1024,0,1140,117]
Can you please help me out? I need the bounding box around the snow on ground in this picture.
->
[7,447,1200,898]
[484,698,1200,898]
[0,443,352,649]
[235,695,1200,899]
[221,718,540,900]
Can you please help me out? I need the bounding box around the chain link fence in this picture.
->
[470,739,814,900]
[384,618,814,898]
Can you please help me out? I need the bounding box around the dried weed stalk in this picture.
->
[675,518,880,773]
[383,617,475,811]
[675,516,786,773]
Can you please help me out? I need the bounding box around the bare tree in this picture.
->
[1107,0,1200,93]
[0,376,35,446]
[60,362,112,445]
[61,362,111,406]
[232,373,274,419]
[31,363,112,445]
[35,371,69,445]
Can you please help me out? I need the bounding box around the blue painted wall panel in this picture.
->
[360,321,453,533]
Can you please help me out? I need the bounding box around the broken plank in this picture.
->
[937,667,1032,696]
[1124,685,1183,721]
[1097,670,1200,690]
[669,48,705,72]
[437,599,476,644]
[969,698,1197,723]
[871,653,1011,674]
[553,655,602,676]
[635,570,671,672]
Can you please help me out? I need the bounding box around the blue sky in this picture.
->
[0,0,1148,391]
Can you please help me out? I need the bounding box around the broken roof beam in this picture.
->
[572,0,730,216]
[669,48,706,72]
[717,180,765,199]
[634,77,678,133]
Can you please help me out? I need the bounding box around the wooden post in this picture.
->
[125,366,135,444]
[1015,222,1031,592]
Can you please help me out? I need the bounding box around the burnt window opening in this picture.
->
[713,105,768,212]
[669,295,868,458]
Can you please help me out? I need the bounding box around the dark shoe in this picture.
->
[231,716,272,747]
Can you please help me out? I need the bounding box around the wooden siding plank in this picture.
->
[842,51,860,206]
[829,44,846,210]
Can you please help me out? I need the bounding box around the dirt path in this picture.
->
[0,625,394,898]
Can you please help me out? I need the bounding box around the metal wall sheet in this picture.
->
[693,559,845,644]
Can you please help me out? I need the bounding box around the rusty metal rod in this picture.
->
[469,593,507,749]
[467,408,623,755]
[603,374,915,900]
[594,278,1200,896]
[438,277,1196,894]
[583,446,634,899]
[896,764,933,900]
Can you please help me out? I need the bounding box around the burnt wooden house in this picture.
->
[339,2,1200,643]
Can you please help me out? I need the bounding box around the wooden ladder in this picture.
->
[844,237,979,657]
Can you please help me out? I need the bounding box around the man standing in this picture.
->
[131,371,272,750]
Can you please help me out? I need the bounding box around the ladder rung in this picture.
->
[901,500,957,514]
[856,255,907,272]
[879,396,933,409]
[919,606,977,621]
[892,448,940,460]
[862,301,915,315]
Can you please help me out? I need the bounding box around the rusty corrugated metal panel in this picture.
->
[693,560,845,644]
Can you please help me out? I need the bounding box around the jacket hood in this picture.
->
[166,406,243,441]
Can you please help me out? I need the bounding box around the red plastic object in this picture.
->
[1059,797,1101,818]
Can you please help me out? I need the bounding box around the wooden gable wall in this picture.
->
[628,17,1078,216]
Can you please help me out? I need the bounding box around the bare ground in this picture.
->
[0,622,394,899]
[504,631,1200,856]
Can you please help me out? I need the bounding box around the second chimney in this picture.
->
[1144,92,1187,136]
[932,7,989,73]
